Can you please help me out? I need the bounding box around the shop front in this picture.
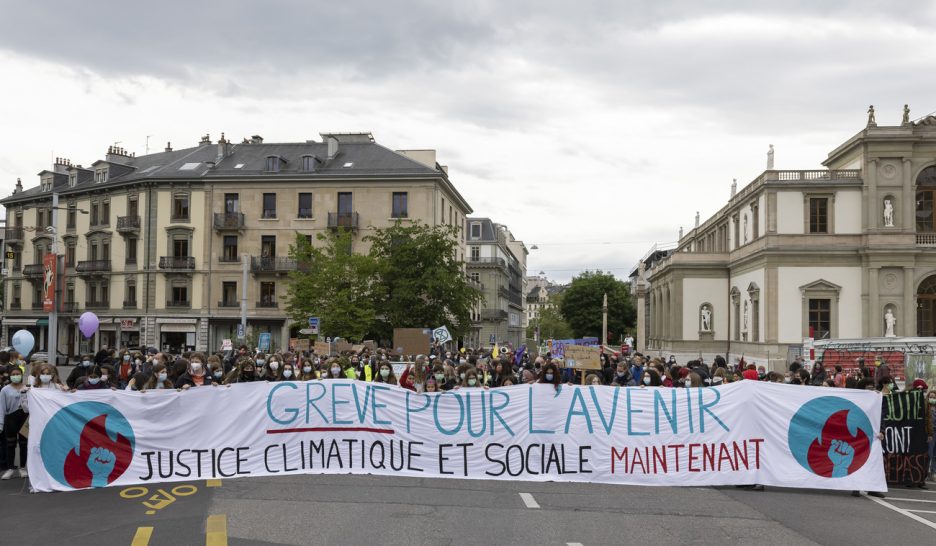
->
[157,318,198,354]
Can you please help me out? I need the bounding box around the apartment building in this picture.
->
[465,218,527,348]
[1,133,471,355]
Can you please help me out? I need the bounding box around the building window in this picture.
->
[915,166,936,232]
[261,235,276,260]
[67,204,76,229]
[126,281,137,306]
[12,283,21,307]
[262,193,277,218]
[808,298,831,339]
[173,238,189,258]
[69,173,77,187]
[470,246,480,261]
[265,156,280,172]
[90,243,98,261]
[126,237,137,264]
[809,198,828,233]
[751,202,759,239]
[66,285,74,304]
[222,282,237,306]
[470,223,481,239]
[470,272,480,284]
[101,282,109,305]
[441,198,446,223]
[102,241,110,261]
[90,203,99,226]
[260,282,276,306]
[224,193,239,213]
[392,192,408,218]
[222,236,238,261]
[128,196,139,217]
[171,286,189,306]
[298,193,313,219]
[301,156,315,171]
[88,284,97,305]
[172,193,190,221]
[101,201,110,225]
[66,244,76,267]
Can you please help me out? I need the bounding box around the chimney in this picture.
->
[730,178,737,197]
[199,134,211,145]
[165,141,173,152]
[251,135,264,144]
[326,135,339,159]
[53,157,71,174]
[217,132,230,163]
[14,178,22,194]
[106,146,129,163]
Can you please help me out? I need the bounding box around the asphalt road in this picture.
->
[2,473,935,545]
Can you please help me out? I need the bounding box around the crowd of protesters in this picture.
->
[1,344,934,486]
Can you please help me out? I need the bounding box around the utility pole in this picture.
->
[241,253,249,343]
[602,292,608,348]
[48,192,59,364]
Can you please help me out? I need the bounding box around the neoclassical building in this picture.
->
[631,109,936,370]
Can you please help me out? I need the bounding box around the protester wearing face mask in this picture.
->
[31,363,67,391]
[145,363,174,390]
[585,373,603,387]
[280,363,297,381]
[175,354,214,389]
[323,359,345,380]
[460,368,483,389]
[78,366,108,390]
[225,358,259,384]
[641,369,663,387]
[374,362,399,385]
[265,354,283,381]
[116,350,137,388]
[298,359,316,381]
[1,365,28,480]
[66,354,94,389]
[611,362,633,387]
[431,364,456,391]
[538,362,561,390]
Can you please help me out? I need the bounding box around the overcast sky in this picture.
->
[2,1,935,283]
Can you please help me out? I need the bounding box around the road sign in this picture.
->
[308,317,320,335]
[237,324,245,339]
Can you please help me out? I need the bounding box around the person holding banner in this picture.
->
[174,355,214,389]
[374,361,399,385]
[538,361,561,390]
[299,359,316,381]
[224,358,260,384]
[0,365,28,480]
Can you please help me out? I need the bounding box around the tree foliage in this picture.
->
[285,230,377,341]
[365,221,482,339]
[527,293,574,340]
[559,271,635,340]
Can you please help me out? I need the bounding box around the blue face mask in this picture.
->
[545,373,554,381]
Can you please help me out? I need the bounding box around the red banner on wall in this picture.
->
[42,252,56,312]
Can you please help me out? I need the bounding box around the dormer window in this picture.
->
[95,168,108,183]
[301,155,316,172]
[41,179,52,192]
[265,156,281,172]
[69,172,77,187]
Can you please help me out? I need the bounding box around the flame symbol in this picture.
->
[62,414,133,488]
[806,409,870,477]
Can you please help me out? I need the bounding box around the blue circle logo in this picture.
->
[39,401,135,489]
[788,396,872,478]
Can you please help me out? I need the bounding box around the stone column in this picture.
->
[868,267,879,336]
[866,158,877,231]
[903,158,914,231]
[904,267,915,337]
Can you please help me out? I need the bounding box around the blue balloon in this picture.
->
[12,329,35,356]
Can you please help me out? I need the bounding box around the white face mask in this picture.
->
[642,376,651,385]
[39,374,52,384]
[331,367,341,376]
[256,359,266,366]
[124,355,131,361]
[191,363,203,374]
[270,362,279,370]
[380,369,390,378]
[88,377,101,385]
[82,360,91,367]
[135,359,142,366]
[545,373,554,381]
[101,375,109,382]
[303,366,312,373]
[158,372,168,382]
[213,371,223,379]
[283,370,293,378]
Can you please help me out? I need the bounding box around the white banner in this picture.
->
[25,381,886,492]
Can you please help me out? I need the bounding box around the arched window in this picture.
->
[915,166,936,232]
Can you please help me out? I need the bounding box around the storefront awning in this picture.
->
[36,319,48,326]
[2,318,43,326]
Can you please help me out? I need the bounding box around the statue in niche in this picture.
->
[743,300,749,331]
[883,199,894,227]
[700,305,712,332]
[884,308,897,338]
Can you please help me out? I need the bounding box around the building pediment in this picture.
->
[799,279,841,294]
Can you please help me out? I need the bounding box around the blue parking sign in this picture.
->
[308,317,320,335]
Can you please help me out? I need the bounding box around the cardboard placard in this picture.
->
[351,344,365,353]
[393,328,432,357]
[335,341,353,354]
[363,340,377,352]
[314,341,331,356]
[298,339,310,352]
[562,345,602,370]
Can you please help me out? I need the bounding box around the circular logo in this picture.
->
[788,396,873,478]
[39,401,135,489]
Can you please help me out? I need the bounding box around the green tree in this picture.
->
[366,221,482,338]
[285,229,377,341]
[559,271,635,340]
[528,296,574,340]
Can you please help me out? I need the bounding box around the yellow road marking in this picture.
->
[131,526,153,546]
[206,514,228,546]
[206,479,222,488]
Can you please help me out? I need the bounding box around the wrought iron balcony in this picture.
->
[327,212,359,230]
[32,301,44,310]
[480,308,509,321]
[218,300,240,308]
[256,300,279,308]
[62,302,81,313]
[214,212,245,230]
[75,260,112,274]
[250,256,297,273]
[467,257,507,268]
[166,300,191,308]
[123,300,137,309]
[159,256,195,270]
[4,227,24,242]
[22,263,45,279]
[85,300,110,309]
[116,215,141,233]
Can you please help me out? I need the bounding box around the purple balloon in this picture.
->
[78,311,99,339]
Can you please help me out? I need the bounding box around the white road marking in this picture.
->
[519,492,540,509]
[865,495,936,531]
[908,509,936,514]
[567,543,585,546]
[880,497,936,504]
